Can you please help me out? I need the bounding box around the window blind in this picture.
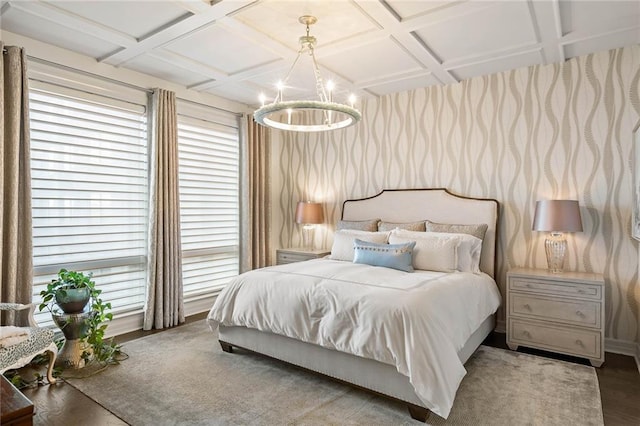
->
[177,113,240,299]
[29,82,148,325]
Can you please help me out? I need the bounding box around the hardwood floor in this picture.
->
[11,321,640,425]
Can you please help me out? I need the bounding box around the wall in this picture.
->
[271,46,640,346]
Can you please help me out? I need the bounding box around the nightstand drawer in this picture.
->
[509,293,601,328]
[509,277,602,300]
[276,249,331,265]
[509,319,602,359]
[277,252,310,264]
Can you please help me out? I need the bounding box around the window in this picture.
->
[29,80,148,325]
[27,62,241,326]
[177,104,240,301]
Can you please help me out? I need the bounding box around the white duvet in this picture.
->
[207,258,501,418]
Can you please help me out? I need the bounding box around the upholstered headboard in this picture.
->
[341,188,499,278]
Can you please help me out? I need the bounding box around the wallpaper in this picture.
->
[270,46,640,345]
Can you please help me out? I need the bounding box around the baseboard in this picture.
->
[604,337,640,373]
[604,337,637,356]
[105,293,219,338]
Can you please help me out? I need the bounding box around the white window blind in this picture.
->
[29,81,148,325]
[177,108,239,300]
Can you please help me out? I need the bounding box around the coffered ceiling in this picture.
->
[1,0,638,107]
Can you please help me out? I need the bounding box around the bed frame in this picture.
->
[219,188,500,421]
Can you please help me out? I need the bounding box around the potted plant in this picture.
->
[39,269,122,367]
[39,269,95,314]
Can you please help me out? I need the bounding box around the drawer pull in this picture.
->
[575,310,585,318]
[526,284,533,288]
[575,339,584,347]
[523,304,532,311]
[522,330,532,338]
[577,289,586,294]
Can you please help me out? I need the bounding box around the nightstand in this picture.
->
[276,248,331,265]
[506,267,605,367]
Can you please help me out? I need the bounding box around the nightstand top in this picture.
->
[278,247,331,255]
[507,267,604,285]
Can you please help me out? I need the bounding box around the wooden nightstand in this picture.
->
[276,248,331,265]
[506,267,605,367]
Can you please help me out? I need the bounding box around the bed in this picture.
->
[207,188,500,421]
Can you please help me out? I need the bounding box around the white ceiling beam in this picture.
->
[442,43,543,70]
[7,1,137,48]
[146,51,228,80]
[356,69,433,89]
[560,24,640,45]
[528,0,565,64]
[100,0,255,66]
[351,0,458,85]
[173,0,213,14]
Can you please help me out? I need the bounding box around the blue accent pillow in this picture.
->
[352,239,416,272]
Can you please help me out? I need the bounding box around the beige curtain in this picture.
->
[0,44,33,325]
[240,115,271,272]
[144,88,184,330]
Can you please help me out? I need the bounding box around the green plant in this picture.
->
[38,269,96,313]
[38,268,122,367]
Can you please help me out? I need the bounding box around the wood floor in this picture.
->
[12,316,640,426]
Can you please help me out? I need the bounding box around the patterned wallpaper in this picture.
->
[270,46,640,345]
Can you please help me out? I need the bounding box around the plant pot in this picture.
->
[55,287,91,314]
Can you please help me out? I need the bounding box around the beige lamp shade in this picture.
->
[532,200,583,232]
[295,201,324,224]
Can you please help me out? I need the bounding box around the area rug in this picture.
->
[67,320,604,425]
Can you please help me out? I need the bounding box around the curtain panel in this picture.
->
[144,88,185,330]
[240,115,271,272]
[0,43,33,326]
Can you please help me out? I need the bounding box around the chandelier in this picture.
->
[253,16,361,132]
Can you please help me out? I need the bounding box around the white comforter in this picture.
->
[207,259,501,418]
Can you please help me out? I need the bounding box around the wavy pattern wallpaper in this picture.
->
[270,46,640,346]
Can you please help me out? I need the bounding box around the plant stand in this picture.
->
[52,308,94,369]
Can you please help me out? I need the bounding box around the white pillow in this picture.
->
[330,230,390,262]
[389,229,482,273]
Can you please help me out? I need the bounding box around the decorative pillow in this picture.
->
[378,221,426,232]
[336,219,380,232]
[389,229,483,273]
[425,220,488,241]
[353,239,415,272]
[389,230,459,272]
[330,230,389,262]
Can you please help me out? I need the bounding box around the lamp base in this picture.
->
[545,232,566,273]
[301,225,315,251]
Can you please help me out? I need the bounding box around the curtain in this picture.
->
[144,88,184,330]
[0,43,33,326]
[240,114,271,272]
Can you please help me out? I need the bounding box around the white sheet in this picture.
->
[207,259,501,418]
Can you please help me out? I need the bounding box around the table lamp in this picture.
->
[532,200,583,273]
[295,201,324,251]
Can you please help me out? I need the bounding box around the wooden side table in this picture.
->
[1,374,34,426]
[506,267,605,367]
[276,248,331,265]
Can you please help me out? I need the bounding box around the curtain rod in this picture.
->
[26,55,243,116]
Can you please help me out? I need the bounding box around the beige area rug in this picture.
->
[68,320,603,425]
